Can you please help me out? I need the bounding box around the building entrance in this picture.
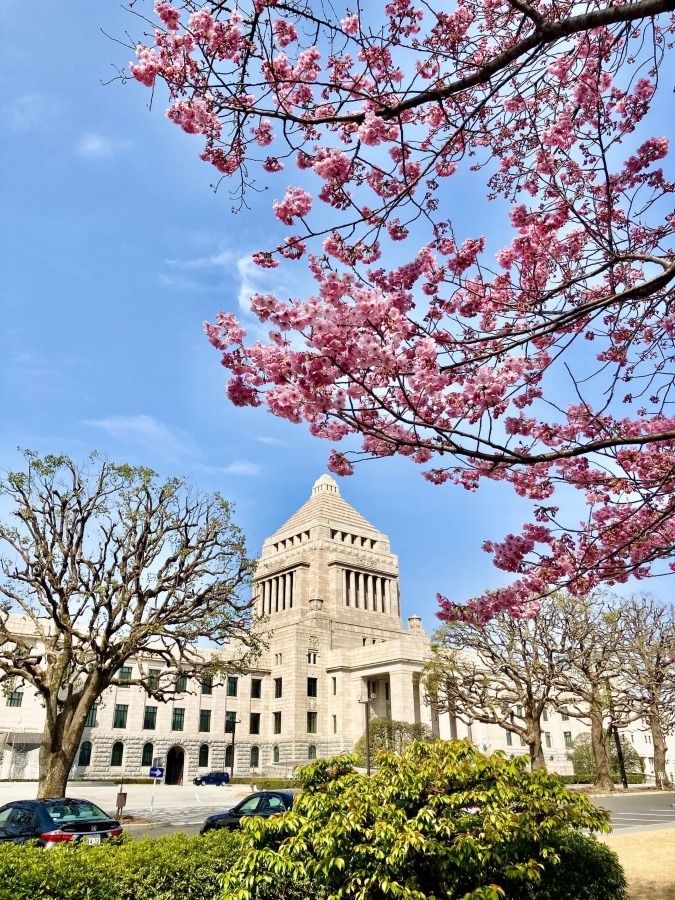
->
[166,746,185,785]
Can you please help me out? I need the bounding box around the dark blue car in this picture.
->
[0,798,123,846]
[200,789,297,833]
[193,771,230,786]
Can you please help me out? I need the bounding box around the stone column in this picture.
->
[388,666,418,723]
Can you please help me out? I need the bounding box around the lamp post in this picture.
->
[358,692,376,776]
[228,716,241,780]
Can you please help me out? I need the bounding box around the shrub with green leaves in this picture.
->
[224,739,620,900]
[0,829,241,900]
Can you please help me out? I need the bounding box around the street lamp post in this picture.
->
[358,693,376,776]
[228,717,241,780]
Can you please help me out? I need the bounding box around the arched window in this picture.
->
[225,744,233,768]
[199,744,209,768]
[78,740,92,767]
[141,742,154,767]
[308,744,317,760]
[273,745,280,763]
[250,746,259,768]
[110,741,124,767]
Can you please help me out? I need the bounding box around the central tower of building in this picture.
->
[252,475,429,765]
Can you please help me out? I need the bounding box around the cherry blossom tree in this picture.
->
[126,0,675,619]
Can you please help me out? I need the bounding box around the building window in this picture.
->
[564,731,573,748]
[307,711,318,734]
[110,741,124,767]
[175,675,188,693]
[307,677,318,698]
[143,706,157,730]
[506,731,513,746]
[545,732,551,748]
[172,707,185,731]
[250,712,261,735]
[308,745,317,760]
[273,745,280,763]
[225,744,233,768]
[332,677,337,696]
[251,678,262,699]
[307,651,317,665]
[227,676,238,697]
[199,744,210,768]
[199,709,212,733]
[118,666,132,685]
[561,708,569,721]
[78,740,92,767]
[6,691,23,708]
[274,677,282,699]
[542,708,548,722]
[85,705,97,728]
[148,668,160,690]
[250,746,260,768]
[141,742,154,767]
[368,680,378,698]
[225,711,237,734]
[201,676,213,695]
[113,704,128,729]
[384,683,390,701]
[333,715,337,734]
[273,711,282,734]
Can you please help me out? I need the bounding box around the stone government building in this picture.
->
[1,476,671,784]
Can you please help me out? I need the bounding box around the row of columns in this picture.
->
[342,569,396,614]
[259,571,295,615]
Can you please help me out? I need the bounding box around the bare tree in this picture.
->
[618,595,675,788]
[551,594,638,792]
[0,451,254,797]
[424,604,569,770]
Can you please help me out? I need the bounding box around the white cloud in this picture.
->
[76,133,126,159]
[222,461,262,476]
[165,250,234,270]
[83,415,197,458]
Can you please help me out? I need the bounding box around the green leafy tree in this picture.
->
[569,733,644,781]
[0,451,254,798]
[224,740,613,900]
[353,718,433,764]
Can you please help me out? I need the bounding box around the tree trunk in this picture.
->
[529,722,547,771]
[38,738,77,798]
[649,707,673,789]
[590,707,614,791]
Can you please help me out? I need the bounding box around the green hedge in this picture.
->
[0,830,240,900]
[556,774,645,785]
[231,776,297,789]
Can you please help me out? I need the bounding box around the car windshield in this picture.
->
[44,800,110,823]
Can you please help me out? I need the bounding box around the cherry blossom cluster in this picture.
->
[128,0,675,621]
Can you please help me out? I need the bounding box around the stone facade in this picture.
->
[1,475,673,785]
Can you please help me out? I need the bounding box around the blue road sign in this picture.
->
[149,766,165,779]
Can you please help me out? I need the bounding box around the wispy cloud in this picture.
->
[166,250,234,270]
[190,460,263,477]
[256,437,286,447]
[3,94,57,132]
[76,133,127,159]
[83,415,197,458]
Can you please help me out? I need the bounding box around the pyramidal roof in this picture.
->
[270,475,381,537]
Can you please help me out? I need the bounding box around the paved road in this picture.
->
[3,781,675,837]
[590,790,675,831]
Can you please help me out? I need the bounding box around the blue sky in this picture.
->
[1,1,672,631]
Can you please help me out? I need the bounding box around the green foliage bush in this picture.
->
[569,733,644,781]
[0,829,240,900]
[353,717,433,765]
[223,739,621,900]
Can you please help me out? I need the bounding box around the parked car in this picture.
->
[0,798,123,846]
[193,771,231,786]
[200,789,298,833]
